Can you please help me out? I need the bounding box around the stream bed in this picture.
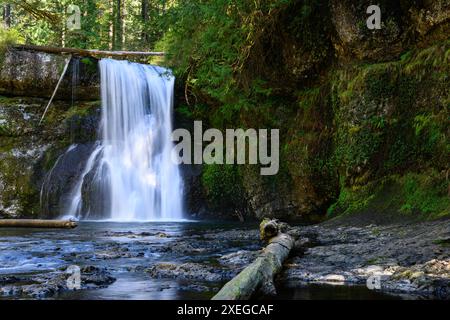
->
[0,221,398,300]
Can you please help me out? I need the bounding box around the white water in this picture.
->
[67,59,183,221]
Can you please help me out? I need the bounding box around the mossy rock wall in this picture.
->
[327,41,449,219]
[184,1,450,221]
[0,96,100,218]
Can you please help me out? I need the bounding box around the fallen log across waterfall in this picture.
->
[14,44,165,58]
[212,219,299,300]
[0,219,78,229]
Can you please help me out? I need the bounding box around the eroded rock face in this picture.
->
[0,145,47,218]
[0,50,101,217]
[330,0,450,61]
[40,143,100,219]
[241,165,302,221]
[330,0,408,61]
[0,96,100,219]
[409,0,450,37]
[0,49,99,100]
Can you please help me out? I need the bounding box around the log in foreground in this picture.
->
[14,44,165,58]
[0,219,78,229]
[212,219,296,300]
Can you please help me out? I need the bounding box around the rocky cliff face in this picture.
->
[0,48,99,99]
[0,49,100,218]
[186,0,449,221]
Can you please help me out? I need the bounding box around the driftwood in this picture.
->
[14,44,165,58]
[212,219,297,300]
[39,55,72,124]
[0,219,78,229]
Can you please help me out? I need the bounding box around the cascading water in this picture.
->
[66,59,183,221]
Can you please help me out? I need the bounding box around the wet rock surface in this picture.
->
[0,266,115,298]
[280,219,450,299]
[0,222,261,299]
[145,228,262,284]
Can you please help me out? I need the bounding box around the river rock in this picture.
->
[147,262,231,282]
[0,265,115,298]
[280,219,450,299]
[218,250,261,268]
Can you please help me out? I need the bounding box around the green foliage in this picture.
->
[159,0,329,119]
[0,26,23,50]
[160,0,248,109]
[0,25,24,66]
[2,0,167,50]
[201,164,246,213]
[326,182,376,218]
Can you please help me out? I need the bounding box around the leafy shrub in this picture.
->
[0,26,24,52]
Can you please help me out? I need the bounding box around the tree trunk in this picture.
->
[0,219,78,229]
[122,0,126,48]
[109,0,114,50]
[114,0,122,50]
[3,4,11,28]
[212,219,297,300]
[141,0,149,43]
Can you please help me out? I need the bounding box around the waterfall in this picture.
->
[66,59,183,221]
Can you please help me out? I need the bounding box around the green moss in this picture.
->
[0,137,17,153]
[365,257,385,265]
[297,87,321,111]
[326,182,376,218]
[201,164,246,213]
[79,57,98,74]
[41,144,65,172]
[399,172,450,219]
[327,170,450,220]
[332,41,449,188]
[365,67,397,101]
[433,239,450,247]
[0,150,40,217]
